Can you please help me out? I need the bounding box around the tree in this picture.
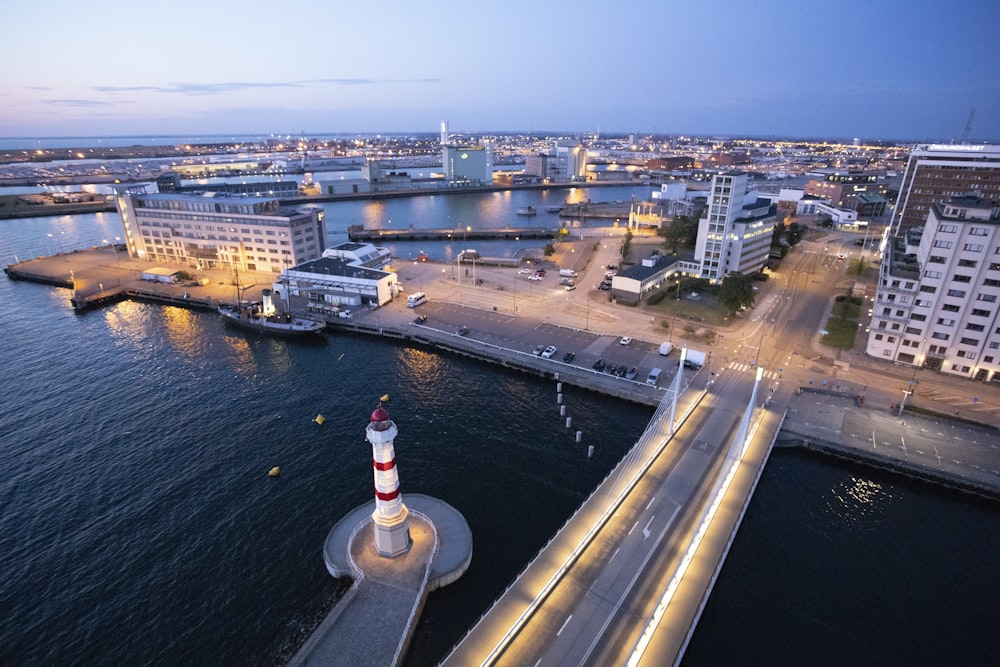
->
[719,272,755,316]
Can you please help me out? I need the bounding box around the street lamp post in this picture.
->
[898,363,920,417]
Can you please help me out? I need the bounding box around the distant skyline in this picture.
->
[2,0,998,143]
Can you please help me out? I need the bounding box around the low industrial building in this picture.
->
[610,251,699,305]
[277,242,400,313]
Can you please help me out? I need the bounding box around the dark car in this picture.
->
[626,366,638,380]
[592,358,605,371]
[605,363,617,375]
[457,326,469,336]
[413,314,428,324]
[607,264,617,270]
[562,351,575,363]
[615,365,628,378]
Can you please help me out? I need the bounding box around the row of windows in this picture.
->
[937,223,991,235]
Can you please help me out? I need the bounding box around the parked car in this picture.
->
[562,351,575,363]
[541,345,557,359]
[619,336,632,346]
[528,274,542,281]
[518,267,533,274]
[605,363,617,375]
[598,281,611,291]
[457,326,469,336]
[565,285,576,291]
[626,366,638,380]
[592,358,605,371]
[532,344,546,356]
[413,315,428,324]
[615,365,627,378]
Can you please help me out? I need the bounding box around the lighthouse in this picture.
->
[366,399,412,557]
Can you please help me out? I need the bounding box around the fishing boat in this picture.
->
[516,206,537,216]
[218,276,324,337]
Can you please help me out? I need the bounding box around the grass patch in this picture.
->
[821,316,859,348]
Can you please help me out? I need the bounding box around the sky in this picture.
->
[2,0,998,142]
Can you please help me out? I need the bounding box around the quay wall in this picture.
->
[778,432,1000,501]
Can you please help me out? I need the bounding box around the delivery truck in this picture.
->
[683,349,707,369]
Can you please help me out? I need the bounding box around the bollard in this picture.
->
[557,382,563,393]
[566,416,572,429]
[587,445,594,458]
[576,430,582,443]
[557,393,563,404]
[560,405,566,417]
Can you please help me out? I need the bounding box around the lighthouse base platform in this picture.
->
[288,494,472,667]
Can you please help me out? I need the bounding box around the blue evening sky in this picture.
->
[2,0,997,141]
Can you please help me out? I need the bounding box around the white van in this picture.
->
[646,368,663,385]
[407,292,427,308]
[659,342,673,356]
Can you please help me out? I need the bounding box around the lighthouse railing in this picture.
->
[391,509,439,667]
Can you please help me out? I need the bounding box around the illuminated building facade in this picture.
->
[694,172,777,282]
[891,144,1000,236]
[867,196,1000,382]
[113,185,325,273]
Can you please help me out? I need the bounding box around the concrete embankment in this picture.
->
[781,388,1000,499]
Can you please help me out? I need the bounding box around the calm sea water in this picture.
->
[1,196,998,666]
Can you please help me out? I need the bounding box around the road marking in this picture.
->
[608,547,620,564]
[645,496,656,510]
[628,521,638,536]
[643,516,655,539]
[557,614,573,637]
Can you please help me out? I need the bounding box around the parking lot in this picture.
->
[411,300,684,388]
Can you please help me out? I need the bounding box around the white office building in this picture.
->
[114,185,326,274]
[694,172,777,282]
[279,242,401,313]
[866,196,1000,382]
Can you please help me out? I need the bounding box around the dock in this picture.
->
[347,225,558,242]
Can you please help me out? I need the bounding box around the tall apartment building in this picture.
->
[891,144,1000,235]
[114,185,326,274]
[694,172,777,282]
[866,196,1000,382]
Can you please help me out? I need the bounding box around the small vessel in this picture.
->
[545,205,562,213]
[219,274,324,337]
[516,206,537,216]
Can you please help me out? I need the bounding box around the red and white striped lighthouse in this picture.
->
[366,399,412,557]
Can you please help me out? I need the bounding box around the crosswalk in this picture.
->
[725,362,782,381]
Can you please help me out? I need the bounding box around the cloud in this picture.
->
[92,77,442,96]
[41,98,123,108]
[93,81,302,95]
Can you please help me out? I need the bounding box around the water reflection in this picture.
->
[828,474,894,526]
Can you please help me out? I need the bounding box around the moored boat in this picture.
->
[218,302,325,336]
[218,280,324,337]
[516,206,537,215]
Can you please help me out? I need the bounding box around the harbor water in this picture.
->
[0,195,997,666]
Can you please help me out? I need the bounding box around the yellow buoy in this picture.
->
[268,466,280,477]
[314,414,326,425]
[380,394,390,403]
